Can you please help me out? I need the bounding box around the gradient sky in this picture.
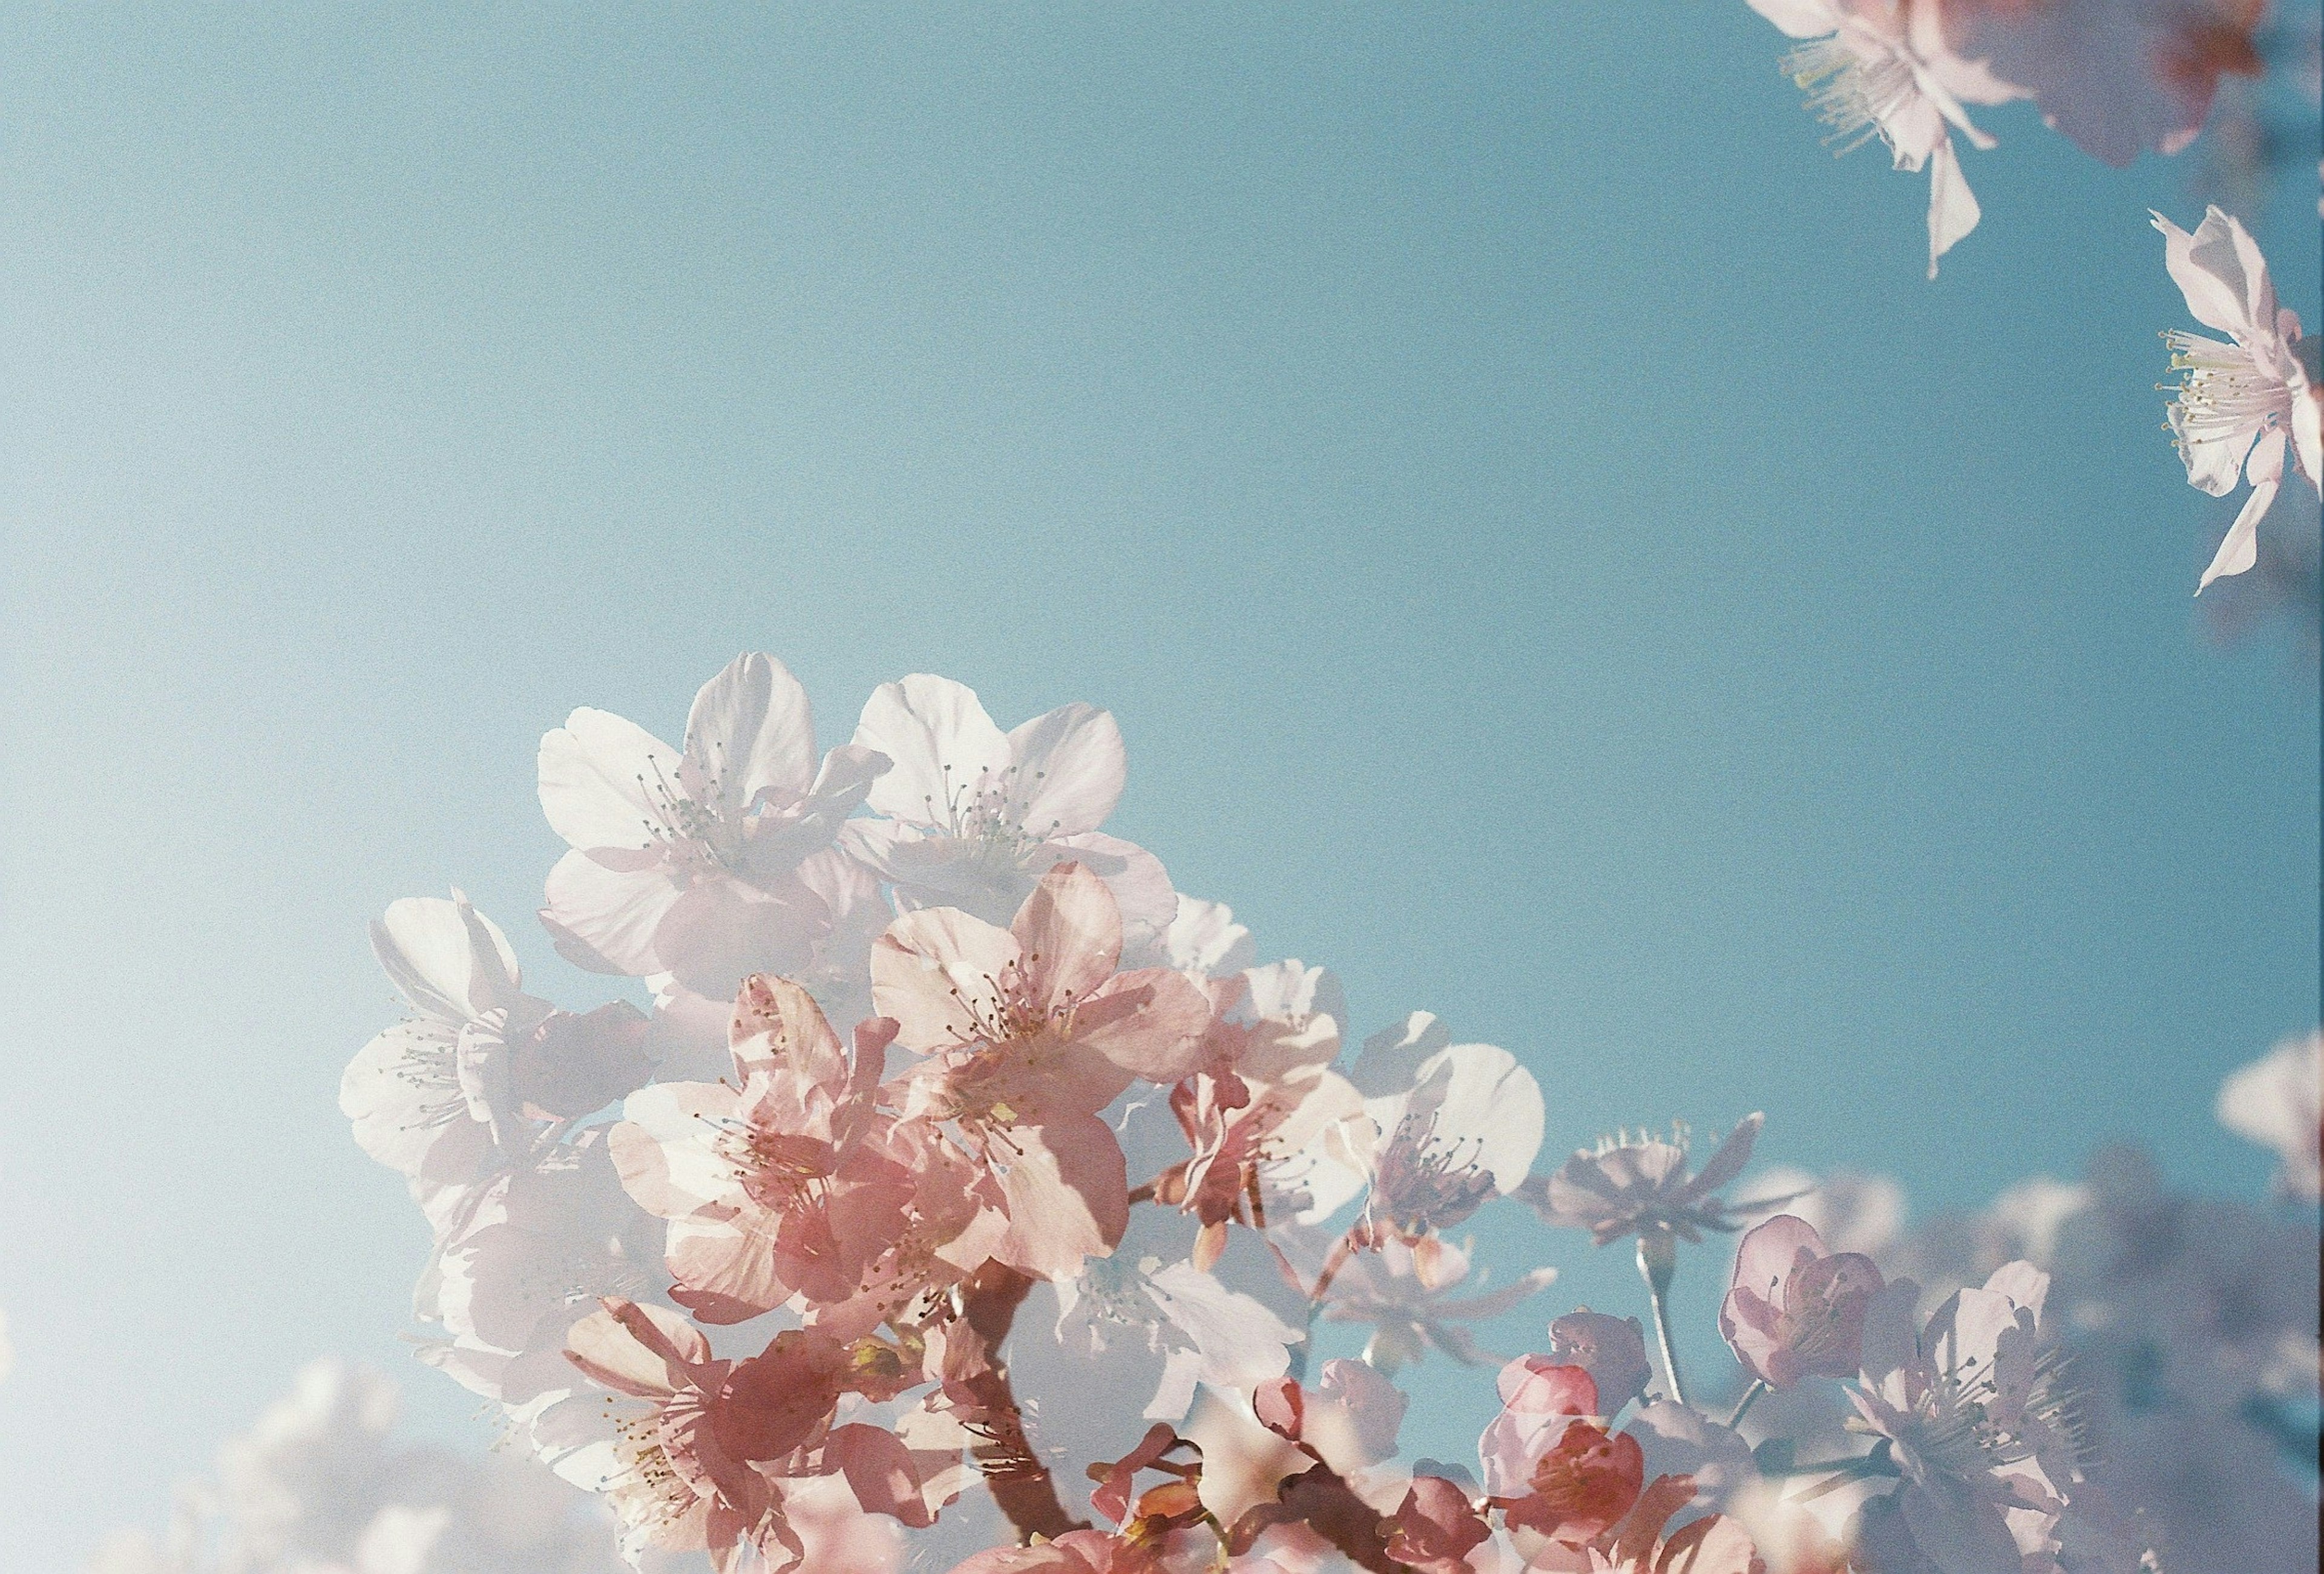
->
[2,4,2318,1565]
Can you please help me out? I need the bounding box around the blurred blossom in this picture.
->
[2216,1028,2324,1199]
[90,1359,631,1574]
[1521,1113,1765,1246]
[1315,1233,1558,1372]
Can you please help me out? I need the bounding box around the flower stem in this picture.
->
[1727,1378,1766,1429]
[1635,1229,1686,1408]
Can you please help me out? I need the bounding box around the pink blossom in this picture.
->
[2152,206,2323,592]
[1846,1263,2077,1574]
[1523,1115,1766,1247]
[872,861,1212,1280]
[1479,1359,1604,1500]
[1719,1215,1886,1388]
[1352,1015,1546,1270]
[1548,1312,1655,1418]
[1318,1235,1560,1373]
[611,974,929,1323]
[536,654,887,994]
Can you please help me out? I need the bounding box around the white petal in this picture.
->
[537,707,674,852]
[853,675,1011,825]
[1926,136,1981,280]
[682,653,818,815]
[1003,702,1126,836]
[2196,476,2278,592]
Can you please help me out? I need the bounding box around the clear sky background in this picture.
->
[2,4,2317,1565]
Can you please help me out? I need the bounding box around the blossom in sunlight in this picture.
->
[1720,1214,1886,1389]
[1946,0,2265,167]
[610,974,932,1326]
[872,860,1212,1280]
[1350,1014,1546,1284]
[1316,1234,1559,1372]
[1522,1113,1767,1247]
[340,892,650,1207]
[537,653,889,994]
[2216,1027,2323,1199]
[2153,205,2323,592]
[845,674,1176,952]
[1846,1262,2084,1574]
[1748,0,2017,276]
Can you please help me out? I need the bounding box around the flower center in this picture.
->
[926,762,1061,874]
[1782,35,1917,157]
[2164,331,2291,445]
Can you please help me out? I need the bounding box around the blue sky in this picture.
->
[2,4,2317,1563]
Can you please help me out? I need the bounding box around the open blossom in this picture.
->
[537,654,888,994]
[872,860,1212,1281]
[2153,206,2323,592]
[1720,1215,1886,1388]
[1548,1312,1654,1417]
[1748,0,2017,276]
[1154,960,1369,1268]
[1351,1014,1546,1281]
[2216,1028,2323,1200]
[1846,1262,2080,1574]
[609,974,939,1326]
[845,675,1177,953]
[340,893,649,1204]
[1523,1115,1766,1247]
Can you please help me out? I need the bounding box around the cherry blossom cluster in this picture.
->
[334,655,2319,1574]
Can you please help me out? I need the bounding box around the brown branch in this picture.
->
[954,1261,1087,1544]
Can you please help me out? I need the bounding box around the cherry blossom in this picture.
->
[872,860,1212,1280]
[1523,1115,1767,1248]
[1748,0,2015,275]
[1719,1215,1886,1389]
[1316,1235,1560,1372]
[1845,1263,2079,1574]
[2152,205,2323,591]
[2216,1027,2323,1200]
[1546,1311,1653,1418]
[340,893,649,1204]
[1049,1252,1301,1422]
[537,653,888,993]
[844,674,1176,951]
[1351,1015,1546,1282]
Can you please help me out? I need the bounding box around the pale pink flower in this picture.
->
[1050,1254,1301,1422]
[2152,206,2323,591]
[611,974,930,1324]
[1479,1359,1606,1500]
[1947,0,2265,166]
[537,653,887,993]
[1352,1015,1545,1274]
[2216,1028,2323,1200]
[1720,1215,1886,1389]
[341,893,649,1198]
[843,674,1176,951]
[1523,1115,1767,1247]
[1155,972,1367,1268]
[871,860,1212,1280]
[1748,0,2016,276]
[551,1299,801,1572]
[1846,1262,2078,1574]
[413,1129,664,1411]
